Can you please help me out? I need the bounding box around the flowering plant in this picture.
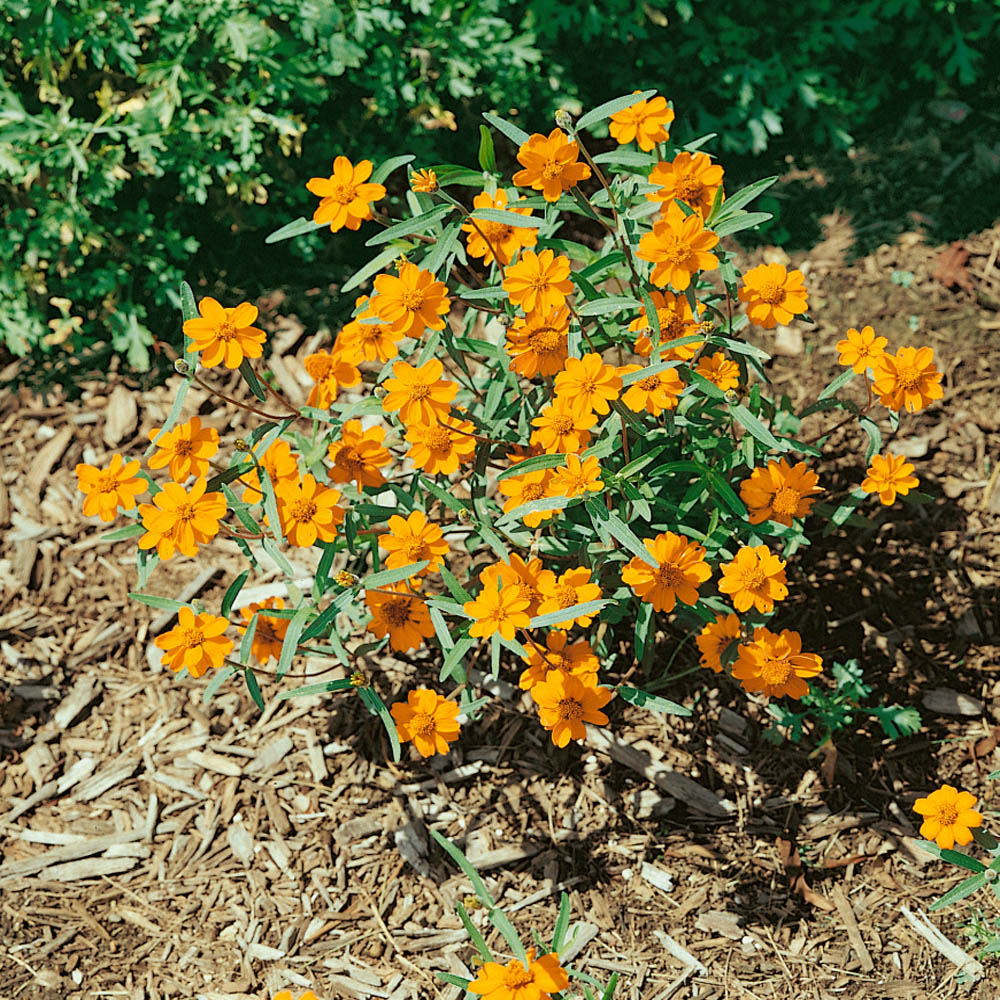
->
[79,89,942,762]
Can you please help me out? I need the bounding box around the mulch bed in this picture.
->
[1,221,999,1000]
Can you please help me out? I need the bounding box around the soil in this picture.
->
[2,221,1000,1000]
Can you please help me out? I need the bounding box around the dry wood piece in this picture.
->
[899,905,984,982]
[246,735,294,774]
[640,861,675,895]
[652,928,707,975]
[830,885,874,971]
[559,921,599,963]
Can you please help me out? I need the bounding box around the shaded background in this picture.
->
[2,0,998,386]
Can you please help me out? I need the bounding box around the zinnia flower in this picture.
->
[695,352,740,391]
[739,459,822,526]
[272,990,318,1000]
[519,630,599,690]
[463,189,538,267]
[327,420,391,489]
[382,359,458,426]
[391,688,461,758]
[512,129,591,202]
[637,202,719,291]
[147,417,219,482]
[647,151,724,217]
[274,474,344,547]
[75,453,146,522]
[696,613,741,673]
[718,544,788,614]
[553,352,623,415]
[871,346,943,413]
[480,555,555,620]
[619,364,685,416]
[365,584,434,652]
[379,510,449,576]
[302,349,361,410]
[240,438,299,504]
[609,93,674,151]
[464,582,531,641]
[536,567,602,628]
[738,264,809,330]
[836,325,888,374]
[732,627,822,699]
[498,469,557,528]
[530,398,596,453]
[372,262,451,337]
[503,249,574,315]
[238,596,289,664]
[184,298,266,369]
[913,784,983,850]
[405,415,477,476]
[154,607,233,678]
[138,478,225,560]
[861,453,919,505]
[531,673,612,747]
[306,155,385,232]
[506,307,570,377]
[335,295,406,363]
[628,289,704,358]
[621,531,711,613]
[410,168,438,193]
[548,454,604,498]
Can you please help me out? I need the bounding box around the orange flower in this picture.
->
[498,469,557,528]
[619,364,685,416]
[481,555,555,620]
[240,438,299,504]
[138,478,225,560]
[732,627,822,699]
[836,325,888,374]
[861,453,919,505]
[372,261,451,337]
[628,289,704,358]
[147,417,219,482]
[913,784,983,850]
[512,129,591,202]
[469,947,571,1000]
[506,307,570,377]
[463,189,538,267]
[391,688,461,758]
[637,202,719,290]
[382,359,458,426]
[379,510,449,576]
[554,352,623,415]
[871,346,943,413]
[738,263,809,330]
[272,991,318,1000]
[154,607,233,678]
[335,296,406,363]
[184,297,266,369]
[75,453,146,522]
[647,151,724,217]
[536,567,602,628]
[464,582,531,641]
[303,348,362,409]
[365,583,434,652]
[327,420,391,489]
[237,596,289,664]
[410,168,438,193]
[696,613,741,673]
[306,155,385,232]
[718,544,788,614]
[621,531,711,613]
[503,249,574,314]
[530,398,596,454]
[405,415,477,475]
[609,93,674,151]
[519,630,599,691]
[739,459,822,526]
[275,474,344,547]
[548,454,603,498]
[695,352,740,391]
[531,672,612,747]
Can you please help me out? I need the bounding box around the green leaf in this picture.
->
[129,593,187,612]
[708,175,778,224]
[576,89,657,131]
[363,561,429,589]
[618,684,691,716]
[101,522,146,542]
[221,570,250,619]
[620,357,683,387]
[238,357,268,402]
[342,245,410,294]
[276,604,311,681]
[859,416,883,464]
[495,495,577,526]
[277,678,357,700]
[482,112,530,147]
[244,667,265,711]
[818,368,856,401]
[939,849,987,873]
[264,216,322,245]
[530,599,611,629]
[371,153,415,185]
[437,973,474,989]
[585,498,655,566]
[929,873,986,910]
[592,149,657,168]
[421,220,462,275]
[711,211,773,238]
[478,125,497,173]
[552,892,572,953]
[469,207,544,229]
[203,664,235,704]
[496,453,567,480]
[357,686,401,762]
[365,204,455,246]
[731,403,785,452]
[575,295,641,317]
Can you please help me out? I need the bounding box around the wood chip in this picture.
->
[899,905,984,981]
[246,735,294,774]
[640,861,675,895]
[831,886,874,971]
[695,910,743,941]
[652,928,707,974]
[189,749,244,778]
[921,688,984,716]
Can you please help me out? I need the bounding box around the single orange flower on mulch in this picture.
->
[871,345,943,413]
[861,453,920,505]
[836,325,888,374]
[738,263,809,330]
[739,459,822,527]
[531,673,612,748]
[548,454,604,499]
[154,607,233,678]
[379,510,449,576]
[75,453,146,522]
[274,474,344,547]
[718,544,788,614]
[390,688,461,758]
[536,567,602,628]
[464,582,531,641]
[327,420,391,489]
[365,584,434,652]
[372,261,451,337]
[503,249,574,314]
[618,364,685,416]
[554,352,622,416]
[913,784,983,849]
[506,307,570,378]
[732,626,822,699]
[138,478,225,560]
[147,417,219,482]
[382,359,458,426]
[405,415,477,476]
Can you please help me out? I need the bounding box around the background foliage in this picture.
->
[1,0,998,377]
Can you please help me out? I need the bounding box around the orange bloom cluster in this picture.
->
[647,151,724,217]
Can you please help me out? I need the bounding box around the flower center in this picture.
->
[521,483,544,502]
[340,447,363,469]
[937,804,959,827]
[330,182,356,205]
[771,486,802,517]
[176,502,197,522]
[403,539,426,562]
[257,620,278,644]
[557,697,585,722]
[638,375,661,392]
[550,415,575,435]
[893,364,921,390]
[675,177,705,203]
[409,710,436,737]
[553,584,578,608]
[528,274,552,292]
[382,598,413,626]
[660,235,692,265]
[305,355,335,380]
[217,320,237,342]
[173,439,194,457]
[528,327,564,353]
[580,376,599,395]
[548,652,568,671]
[408,383,431,401]
[480,221,513,244]
[401,288,425,311]
[756,281,785,305]
[758,655,792,687]
[741,566,768,594]
[182,628,204,648]
[97,472,120,493]
[290,499,317,523]
[655,563,685,588]
[425,427,451,451]
[541,160,562,180]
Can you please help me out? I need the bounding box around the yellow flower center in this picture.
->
[541,160,562,180]
[755,281,785,305]
[408,710,436,737]
[408,383,431,401]
[290,499,318,523]
[550,414,575,435]
[96,471,121,493]
[305,354,335,380]
[382,598,413,626]
[771,486,802,517]
[638,375,661,392]
[936,803,959,827]
[528,327,564,353]
[217,320,237,342]
[675,176,705,203]
[401,288,425,311]
[339,446,363,470]
[547,651,568,671]
[426,426,453,451]
[520,483,545,502]
[175,502,197,522]
[758,655,792,687]
[403,538,427,562]
[479,221,514,244]
[557,697,585,722]
[655,563,685,588]
[892,363,922,390]
[553,584,578,608]
[329,182,357,205]
[360,325,386,344]
[579,376,599,395]
[173,439,194,457]
[182,628,204,648]
[659,235,692,265]
[528,273,552,292]
[741,566,768,595]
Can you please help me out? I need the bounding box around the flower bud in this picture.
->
[336,570,359,587]
[457,507,472,522]
[349,670,367,688]
[234,438,250,452]
[463,895,484,911]
[394,254,409,272]
[724,389,740,405]
[554,108,573,130]
[174,358,191,376]
[497,313,515,329]
[373,385,387,399]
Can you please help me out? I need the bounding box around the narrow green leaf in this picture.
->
[620,357,683,387]
[129,593,187,612]
[591,149,656,167]
[586,499,655,566]
[818,368,856,401]
[495,494,577,526]
[731,403,785,452]
[552,892,572,952]
[342,245,410,294]
[221,570,250,619]
[265,216,321,245]
[363,561,429,589]
[859,415,883,464]
[238,358,268,401]
[530,599,611,629]
[478,124,497,173]
[929,873,987,910]
[421,220,462,275]
[482,112,530,147]
[276,604,311,681]
[575,295,641,317]
[371,153,415,185]
[470,207,545,229]
[277,678,356,700]
[358,685,402,761]
[576,89,657,131]
[618,684,691,716]
[497,453,567,481]
[939,849,987,873]
[709,175,779,223]
[101,522,147,542]
[244,667,265,711]
[203,664,235,704]
[365,204,455,246]
[711,211,773,238]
